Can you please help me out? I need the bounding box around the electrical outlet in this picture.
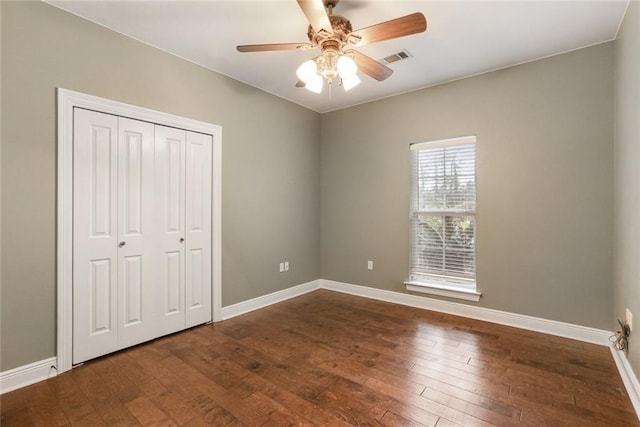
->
[367,260,373,270]
[284,261,289,271]
[626,308,633,332]
[279,262,284,273]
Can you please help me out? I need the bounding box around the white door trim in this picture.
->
[56,88,222,373]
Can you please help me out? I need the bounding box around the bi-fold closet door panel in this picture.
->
[155,125,186,336]
[73,109,119,363]
[145,127,214,337]
[73,109,212,364]
[185,131,213,328]
[117,117,157,349]
[154,128,213,333]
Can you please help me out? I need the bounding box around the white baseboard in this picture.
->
[321,279,612,346]
[221,278,612,345]
[610,347,640,421]
[322,280,640,419]
[3,278,627,399]
[221,279,321,320]
[0,357,57,395]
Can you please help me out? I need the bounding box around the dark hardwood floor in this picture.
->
[1,289,638,426]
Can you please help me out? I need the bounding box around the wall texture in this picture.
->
[0,0,621,375]
[0,1,320,371]
[321,43,614,330]
[614,1,640,378]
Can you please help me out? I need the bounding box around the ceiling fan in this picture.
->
[236,0,427,94]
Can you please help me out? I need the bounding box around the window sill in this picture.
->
[405,281,482,302]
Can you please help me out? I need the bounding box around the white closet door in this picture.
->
[73,109,119,363]
[155,125,186,335]
[117,118,157,347]
[185,132,212,327]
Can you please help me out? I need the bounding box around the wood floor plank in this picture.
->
[0,388,33,427]
[20,382,69,426]
[574,393,639,423]
[435,417,464,427]
[159,355,270,426]
[380,409,430,427]
[363,377,494,427]
[420,387,519,425]
[91,357,143,403]
[2,289,638,426]
[125,396,173,426]
[57,389,104,425]
[239,369,354,427]
[243,391,315,426]
[145,383,200,425]
[187,394,242,426]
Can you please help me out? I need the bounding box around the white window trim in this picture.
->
[408,135,479,302]
[410,135,477,151]
[56,88,222,374]
[405,280,482,302]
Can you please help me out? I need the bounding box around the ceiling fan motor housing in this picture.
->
[307,15,353,47]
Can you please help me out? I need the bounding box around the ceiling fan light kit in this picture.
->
[341,74,361,91]
[296,59,318,82]
[305,75,324,94]
[305,50,360,92]
[337,54,358,78]
[237,0,427,95]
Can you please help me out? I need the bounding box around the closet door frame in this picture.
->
[56,88,222,373]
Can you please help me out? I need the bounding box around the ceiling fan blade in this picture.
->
[297,0,333,35]
[295,80,306,88]
[349,50,393,81]
[237,43,312,53]
[353,12,427,46]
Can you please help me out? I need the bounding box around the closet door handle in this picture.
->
[118,241,126,247]
[179,237,185,243]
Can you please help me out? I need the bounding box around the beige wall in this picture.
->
[614,1,640,377]
[321,43,614,329]
[0,1,320,371]
[0,0,621,374]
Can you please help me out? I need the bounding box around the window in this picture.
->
[407,136,480,301]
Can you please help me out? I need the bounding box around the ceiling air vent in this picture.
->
[381,49,413,65]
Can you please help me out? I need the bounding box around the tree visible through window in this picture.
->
[410,136,476,289]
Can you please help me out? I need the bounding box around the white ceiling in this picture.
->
[46,0,629,113]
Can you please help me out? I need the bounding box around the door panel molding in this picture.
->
[57,88,222,373]
[72,109,119,363]
[155,125,187,335]
[185,131,213,327]
[117,117,156,349]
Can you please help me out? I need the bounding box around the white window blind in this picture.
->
[410,136,477,289]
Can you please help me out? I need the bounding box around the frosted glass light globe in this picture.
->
[337,55,358,78]
[296,60,317,84]
[305,74,323,93]
[342,74,361,91]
